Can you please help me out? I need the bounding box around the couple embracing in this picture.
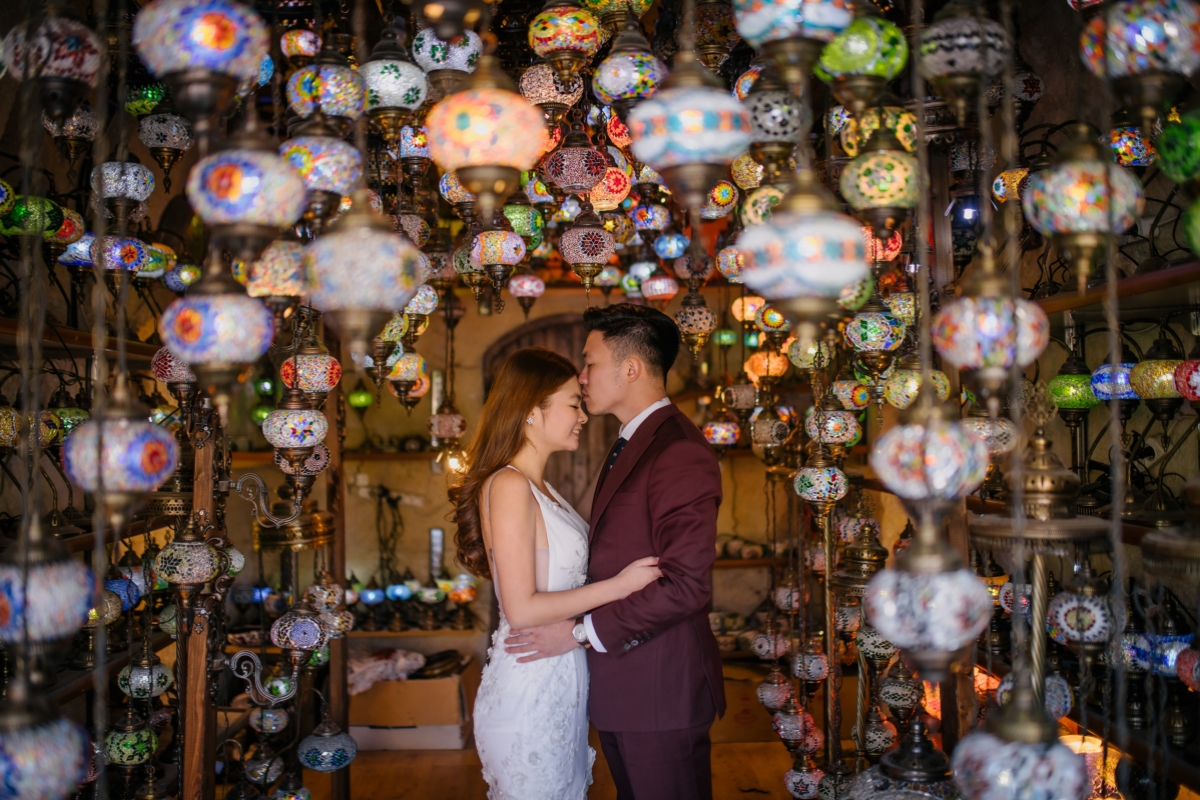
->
[450,303,726,800]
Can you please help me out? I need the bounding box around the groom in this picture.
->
[504,303,726,800]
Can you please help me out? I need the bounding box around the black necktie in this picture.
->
[605,437,628,473]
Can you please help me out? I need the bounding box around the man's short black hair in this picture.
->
[583,303,680,381]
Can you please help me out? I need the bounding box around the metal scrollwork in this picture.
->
[228,473,303,528]
[229,650,301,706]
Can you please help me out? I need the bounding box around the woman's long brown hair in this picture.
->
[450,347,579,580]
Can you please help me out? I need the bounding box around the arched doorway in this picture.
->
[482,313,619,518]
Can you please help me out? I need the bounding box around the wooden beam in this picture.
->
[325,330,351,800]
[182,425,216,800]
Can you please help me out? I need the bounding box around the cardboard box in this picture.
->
[348,659,481,750]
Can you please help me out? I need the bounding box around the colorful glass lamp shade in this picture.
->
[286,48,367,134]
[1022,125,1144,291]
[62,380,180,524]
[307,189,421,361]
[412,28,482,95]
[528,0,604,84]
[0,517,92,649]
[0,700,88,800]
[361,27,427,147]
[426,54,545,231]
[298,718,358,772]
[816,11,908,118]
[520,63,583,128]
[592,15,667,117]
[2,13,102,121]
[1082,0,1200,131]
[132,0,270,144]
[188,112,306,264]
[732,0,853,95]
[919,0,1011,127]
[628,29,752,211]
[840,127,920,239]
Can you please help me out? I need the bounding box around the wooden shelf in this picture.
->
[0,318,159,366]
[60,515,172,554]
[975,650,1200,792]
[230,450,437,467]
[714,558,787,569]
[1035,260,1200,317]
[345,628,482,638]
[49,631,173,705]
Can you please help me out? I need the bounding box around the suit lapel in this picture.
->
[589,405,678,541]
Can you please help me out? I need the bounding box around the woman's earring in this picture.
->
[526,416,534,425]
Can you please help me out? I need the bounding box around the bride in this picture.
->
[450,347,661,799]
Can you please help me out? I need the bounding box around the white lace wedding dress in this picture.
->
[474,466,596,800]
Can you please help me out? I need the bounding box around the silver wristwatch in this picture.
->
[572,620,589,648]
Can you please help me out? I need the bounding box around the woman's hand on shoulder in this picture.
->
[615,556,662,597]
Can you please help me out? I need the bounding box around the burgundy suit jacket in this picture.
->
[586,403,726,732]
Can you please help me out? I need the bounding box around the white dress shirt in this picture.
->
[584,397,671,653]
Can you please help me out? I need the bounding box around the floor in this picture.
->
[307,731,797,799]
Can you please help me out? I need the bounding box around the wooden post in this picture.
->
[182,428,216,800]
[325,331,350,800]
[929,148,974,754]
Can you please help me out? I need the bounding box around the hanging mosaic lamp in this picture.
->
[188,108,305,263]
[732,0,852,94]
[883,352,951,410]
[864,518,992,679]
[0,515,92,669]
[1130,331,1184,442]
[361,26,428,148]
[280,113,364,237]
[592,13,667,119]
[742,65,809,183]
[307,188,422,362]
[816,0,908,118]
[1157,105,1200,191]
[932,247,1049,410]
[426,49,545,232]
[399,125,432,184]
[2,12,102,122]
[560,199,617,295]
[298,713,357,773]
[509,270,547,319]
[281,337,343,409]
[1022,124,1144,292]
[695,0,741,71]
[62,377,179,527]
[528,0,603,84]
[519,63,583,129]
[281,27,321,68]
[137,96,193,192]
[628,22,752,213]
[952,671,1088,800]
[740,168,869,348]
[42,102,99,173]
[244,236,306,324]
[840,125,920,239]
[0,196,62,241]
[132,0,268,148]
[870,401,989,515]
[919,0,1011,127]
[1082,0,1200,132]
[676,292,719,358]
[412,28,482,96]
[159,248,274,423]
[0,691,88,800]
[543,122,609,194]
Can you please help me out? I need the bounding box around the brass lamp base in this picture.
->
[929,73,980,129]
[457,165,521,231]
[427,69,469,97]
[859,205,911,241]
[831,74,887,120]
[1053,231,1104,294]
[761,38,824,97]
[545,50,588,85]
[163,69,239,152]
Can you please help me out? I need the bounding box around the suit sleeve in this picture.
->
[588,437,721,656]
